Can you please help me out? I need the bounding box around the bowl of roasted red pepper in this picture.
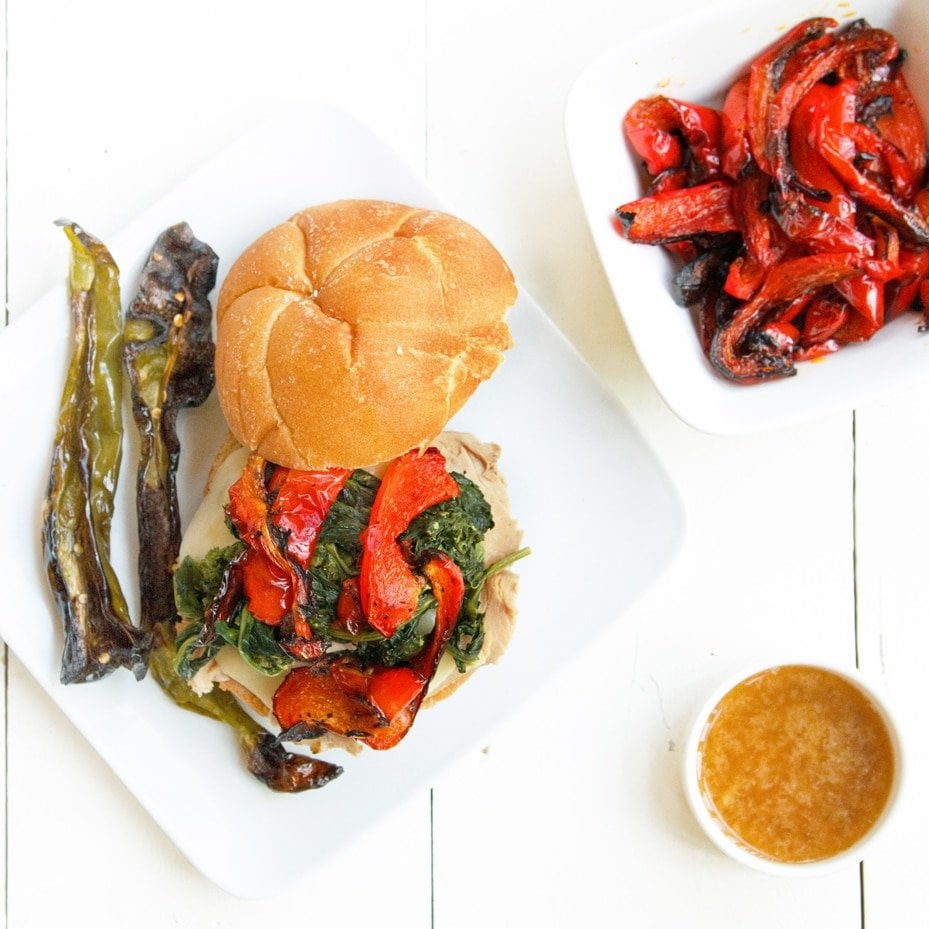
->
[566,0,929,433]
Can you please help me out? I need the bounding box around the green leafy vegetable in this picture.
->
[173,542,292,679]
[403,473,494,669]
[219,607,294,677]
[355,610,430,667]
[305,469,379,638]
[173,541,245,620]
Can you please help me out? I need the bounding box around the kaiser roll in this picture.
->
[215,199,517,469]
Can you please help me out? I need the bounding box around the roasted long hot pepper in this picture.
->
[124,222,218,637]
[149,623,342,792]
[42,222,148,683]
[123,223,342,791]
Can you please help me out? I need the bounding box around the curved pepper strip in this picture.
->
[871,71,928,196]
[887,248,929,321]
[361,553,465,749]
[764,26,898,193]
[645,167,700,263]
[724,169,789,300]
[224,456,349,644]
[720,75,751,180]
[746,17,836,174]
[623,97,685,176]
[43,223,150,684]
[273,552,466,750]
[241,546,294,625]
[711,252,862,380]
[788,84,855,220]
[806,77,929,245]
[270,468,352,570]
[776,82,875,257]
[624,96,722,182]
[359,447,460,638]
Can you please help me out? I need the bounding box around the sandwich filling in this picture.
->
[172,432,524,753]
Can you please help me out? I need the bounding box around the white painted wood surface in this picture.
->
[3,0,926,926]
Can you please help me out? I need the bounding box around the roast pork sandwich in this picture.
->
[173,199,527,769]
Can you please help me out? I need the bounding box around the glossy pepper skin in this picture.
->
[624,96,722,181]
[150,622,342,791]
[42,223,149,683]
[617,180,739,245]
[124,223,218,640]
[273,550,466,751]
[120,225,341,791]
[358,447,460,638]
[616,17,929,381]
[223,456,350,649]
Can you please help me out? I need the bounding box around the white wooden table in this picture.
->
[3,1,927,926]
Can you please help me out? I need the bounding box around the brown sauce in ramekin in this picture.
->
[698,665,896,863]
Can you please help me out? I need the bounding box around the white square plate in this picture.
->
[565,0,929,434]
[0,103,684,897]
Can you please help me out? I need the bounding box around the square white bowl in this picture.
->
[565,0,929,434]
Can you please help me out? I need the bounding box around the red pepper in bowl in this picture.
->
[615,17,929,382]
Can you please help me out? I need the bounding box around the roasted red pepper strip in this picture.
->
[724,170,788,300]
[365,667,426,722]
[646,167,699,263]
[872,71,928,197]
[721,75,751,180]
[711,252,862,380]
[360,552,465,749]
[809,79,929,245]
[273,552,466,750]
[227,456,274,550]
[746,17,837,174]
[271,468,350,570]
[273,662,385,739]
[616,180,739,244]
[777,82,875,256]
[801,296,850,345]
[886,248,929,320]
[789,85,855,221]
[226,455,347,641]
[623,97,685,176]
[359,448,459,638]
[623,96,722,180]
[765,26,899,195]
[241,546,293,625]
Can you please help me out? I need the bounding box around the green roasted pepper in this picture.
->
[42,222,148,683]
[124,223,342,791]
[123,222,218,635]
[149,623,342,792]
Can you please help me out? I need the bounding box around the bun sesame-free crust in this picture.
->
[215,200,517,469]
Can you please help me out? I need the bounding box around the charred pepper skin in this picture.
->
[149,624,342,791]
[43,222,149,684]
[124,223,218,638]
[123,224,340,791]
[617,17,929,381]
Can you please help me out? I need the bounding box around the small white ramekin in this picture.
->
[682,661,905,877]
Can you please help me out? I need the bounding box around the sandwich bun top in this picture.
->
[215,199,518,470]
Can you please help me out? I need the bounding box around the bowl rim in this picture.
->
[682,660,905,876]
